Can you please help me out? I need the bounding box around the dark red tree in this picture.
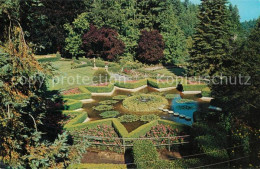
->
[136,30,165,64]
[82,24,125,61]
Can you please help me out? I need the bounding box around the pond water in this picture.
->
[83,86,209,132]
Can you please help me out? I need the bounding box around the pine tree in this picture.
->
[189,0,232,76]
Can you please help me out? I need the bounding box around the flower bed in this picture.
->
[62,88,82,95]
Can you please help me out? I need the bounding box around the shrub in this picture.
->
[63,99,83,110]
[114,79,147,89]
[93,105,114,111]
[183,84,207,91]
[112,119,129,138]
[64,112,88,129]
[165,94,179,99]
[68,164,127,169]
[112,95,128,100]
[82,24,125,61]
[140,114,160,122]
[99,100,118,105]
[118,115,139,123]
[128,120,158,138]
[86,84,114,93]
[92,68,110,84]
[202,87,211,97]
[147,78,177,88]
[136,30,165,64]
[100,111,120,118]
[122,94,168,112]
[133,140,159,169]
[176,99,195,104]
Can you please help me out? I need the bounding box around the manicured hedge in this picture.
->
[78,86,91,93]
[64,112,88,129]
[201,87,211,97]
[86,84,114,93]
[133,140,159,169]
[114,79,147,89]
[64,99,83,110]
[68,163,127,169]
[112,119,129,138]
[63,93,91,100]
[183,84,207,91]
[65,118,113,131]
[128,120,158,138]
[147,78,177,88]
[37,55,61,62]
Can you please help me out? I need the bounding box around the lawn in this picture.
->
[47,60,96,90]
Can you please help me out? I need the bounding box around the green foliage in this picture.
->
[37,55,61,62]
[183,84,207,91]
[68,163,127,169]
[63,93,91,100]
[100,111,120,119]
[176,99,195,104]
[189,0,232,76]
[201,87,211,97]
[112,119,129,138]
[92,68,110,84]
[112,95,128,100]
[123,94,168,112]
[99,100,119,105]
[65,119,113,131]
[114,79,147,89]
[86,84,114,93]
[118,115,139,123]
[64,99,83,110]
[133,140,159,169]
[128,120,158,138]
[64,112,88,129]
[140,114,160,122]
[147,78,177,88]
[93,105,114,111]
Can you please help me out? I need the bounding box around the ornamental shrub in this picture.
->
[93,105,114,111]
[100,111,120,119]
[140,114,160,122]
[118,115,139,123]
[82,24,125,61]
[92,68,110,84]
[112,95,128,100]
[136,30,165,64]
[99,100,119,105]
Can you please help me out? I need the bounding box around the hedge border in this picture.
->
[64,99,83,110]
[86,84,114,93]
[147,78,177,88]
[114,79,147,89]
[68,163,127,169]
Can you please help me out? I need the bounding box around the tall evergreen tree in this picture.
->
[189,0,232,76]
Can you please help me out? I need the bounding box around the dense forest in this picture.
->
[0,0,259,168]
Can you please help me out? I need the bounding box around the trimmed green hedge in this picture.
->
[112,119,129,138]
[147,78,177,88]
[64,99,83,110]
[183,84,207,91]
[202,87,211,97]
[64,112,88,129]
[68,163,127,169]
[65,118,113,131]
[133,140,159,169]
[63,93,91,100]
[114,79,147,89]
[128,120,158,138]
[86,84,114,93]
[37,55,61,62]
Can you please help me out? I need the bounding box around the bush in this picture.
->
[136,30,165,64]
[112,95,128,100]
[114,79,147,89]
[99,100,118,105]
[100,111,120,118]
[86,84,114,93]
[68,163,127,169]
[147,78,177,88]
[176,99,195,104]
[183,84,207,91]
[133,140,159,169]
[118,115,139,123]
[92,68,110,84]
[140,114,160,122]
[64,112,88,129]
[112,119,129,138]
[122,94,168,112]
[93,105,114,111]
[128,120,158,138]
[65,119,113,131]
[202,87,211,97]
[63,93,91,100]
[63,99,83,110]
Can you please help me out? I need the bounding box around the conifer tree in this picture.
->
[189,0,232,76]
